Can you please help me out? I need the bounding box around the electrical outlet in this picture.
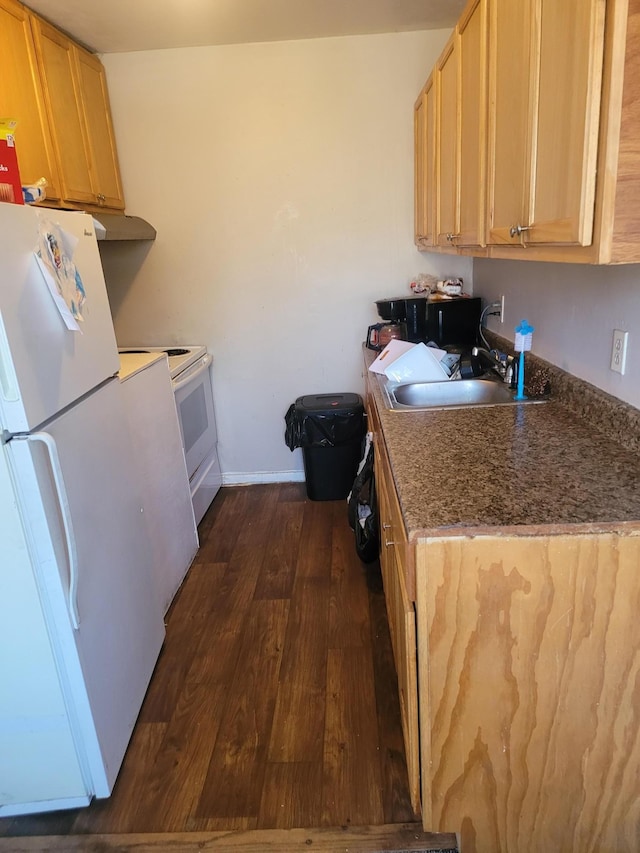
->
[499,294,505,324]
[610,329,628,375]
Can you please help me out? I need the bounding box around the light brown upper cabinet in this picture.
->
[487,0,605,247]
[74,47,124,209]
[428,0,488,252]
[435,34,459,249]
[0,0,61,200]
[30,15,125,210]
[414,75,436,248]
[416,0,640,264]
[30,18,95,205]
[485,0,533,246]
[457,0,488,248]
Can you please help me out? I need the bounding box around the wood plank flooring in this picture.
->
[0,484,457,852]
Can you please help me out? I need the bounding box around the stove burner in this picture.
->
[123,349,150,354]
[163,348,190,357]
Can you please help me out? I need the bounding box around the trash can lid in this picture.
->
[295,393,363,414]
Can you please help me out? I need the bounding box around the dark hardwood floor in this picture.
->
[0,484,457,851]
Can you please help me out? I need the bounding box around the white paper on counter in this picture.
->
[383,341,450,383]
[368,339,416,373]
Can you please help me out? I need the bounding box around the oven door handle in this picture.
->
[172,353,213,392]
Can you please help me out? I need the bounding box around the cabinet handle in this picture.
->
[446,232,460,243]
[382,522,395,547]
[509,224,531,238]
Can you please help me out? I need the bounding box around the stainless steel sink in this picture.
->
[379,376,547,412]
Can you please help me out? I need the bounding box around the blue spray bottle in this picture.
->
[514,320,534,401]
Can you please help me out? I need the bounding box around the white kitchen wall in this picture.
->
[475,258,640,409]
[99,32,472,482]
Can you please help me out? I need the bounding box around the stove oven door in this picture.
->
[172,354,217,481]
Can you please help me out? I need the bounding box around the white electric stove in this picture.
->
[118,345,206,380]
[118,345,221,524]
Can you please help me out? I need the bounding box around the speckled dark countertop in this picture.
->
[364,345,640,539]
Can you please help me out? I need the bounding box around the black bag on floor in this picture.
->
[347,436,379,563]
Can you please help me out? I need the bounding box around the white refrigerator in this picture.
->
[0,204,165,816]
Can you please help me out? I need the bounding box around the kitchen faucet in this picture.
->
[471,346,518,388]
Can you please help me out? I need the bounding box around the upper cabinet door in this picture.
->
[0,0,61,200]
[457,0,488,248]
[414,75,436,248]
[488,0,606,247]
[30,17,95,205]
[487,0,534,245]
[525,0,606,245]
[74,46,125,210]
[436,34,459,248]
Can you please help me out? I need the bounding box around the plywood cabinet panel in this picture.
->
[0,0,61,199]
[416,532,640,852]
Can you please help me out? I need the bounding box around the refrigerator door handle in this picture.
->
[25,431,81,629]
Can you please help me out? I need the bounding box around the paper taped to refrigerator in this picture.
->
[35,219,86,331]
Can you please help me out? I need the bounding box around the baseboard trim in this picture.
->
[222,470,305,486]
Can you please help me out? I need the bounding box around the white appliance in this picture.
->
[118,346,222,525]
[0,205,165,816]
[118,352,199,612]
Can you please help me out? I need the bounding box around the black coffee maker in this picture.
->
[374,295,481,350]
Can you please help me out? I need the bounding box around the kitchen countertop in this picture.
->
[365,346,640,539]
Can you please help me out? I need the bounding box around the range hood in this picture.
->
[92,212,157,241]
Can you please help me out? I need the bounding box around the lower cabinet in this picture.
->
[416,531,640,853]
[368,380,640,851]
[372,421,420,815]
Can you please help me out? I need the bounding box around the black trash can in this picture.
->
[284,393,365,500]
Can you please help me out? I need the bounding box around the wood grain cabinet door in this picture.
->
[435,34,459,249]
[457,0,488,248]
[0,0,61,200]
[74,46,125,210]
[525,0,606,246]
[486,0,534,245]
[30,16,95,205]
[489,0,606,247]
[414,76,436,249]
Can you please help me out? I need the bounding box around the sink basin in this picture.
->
[380,376,547,411]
